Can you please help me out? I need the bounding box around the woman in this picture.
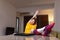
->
[24,10,55,37]
[24,10,38,34]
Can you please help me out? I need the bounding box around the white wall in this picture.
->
[54,0,60,32]
[17,5,54,33]
[0,0,16,35]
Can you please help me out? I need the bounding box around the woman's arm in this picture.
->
[32,10,39,19]
[28,10,39,23]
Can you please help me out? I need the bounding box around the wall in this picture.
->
[0,0,16,35]
[54,0,60,32]
[17,5,54,33]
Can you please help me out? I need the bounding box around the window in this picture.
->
[15,17,19,33]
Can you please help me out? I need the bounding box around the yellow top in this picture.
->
[24,22,37,34]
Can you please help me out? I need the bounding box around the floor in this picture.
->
[0,35,59,40]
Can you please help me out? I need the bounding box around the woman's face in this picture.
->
[30,19,35,25]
